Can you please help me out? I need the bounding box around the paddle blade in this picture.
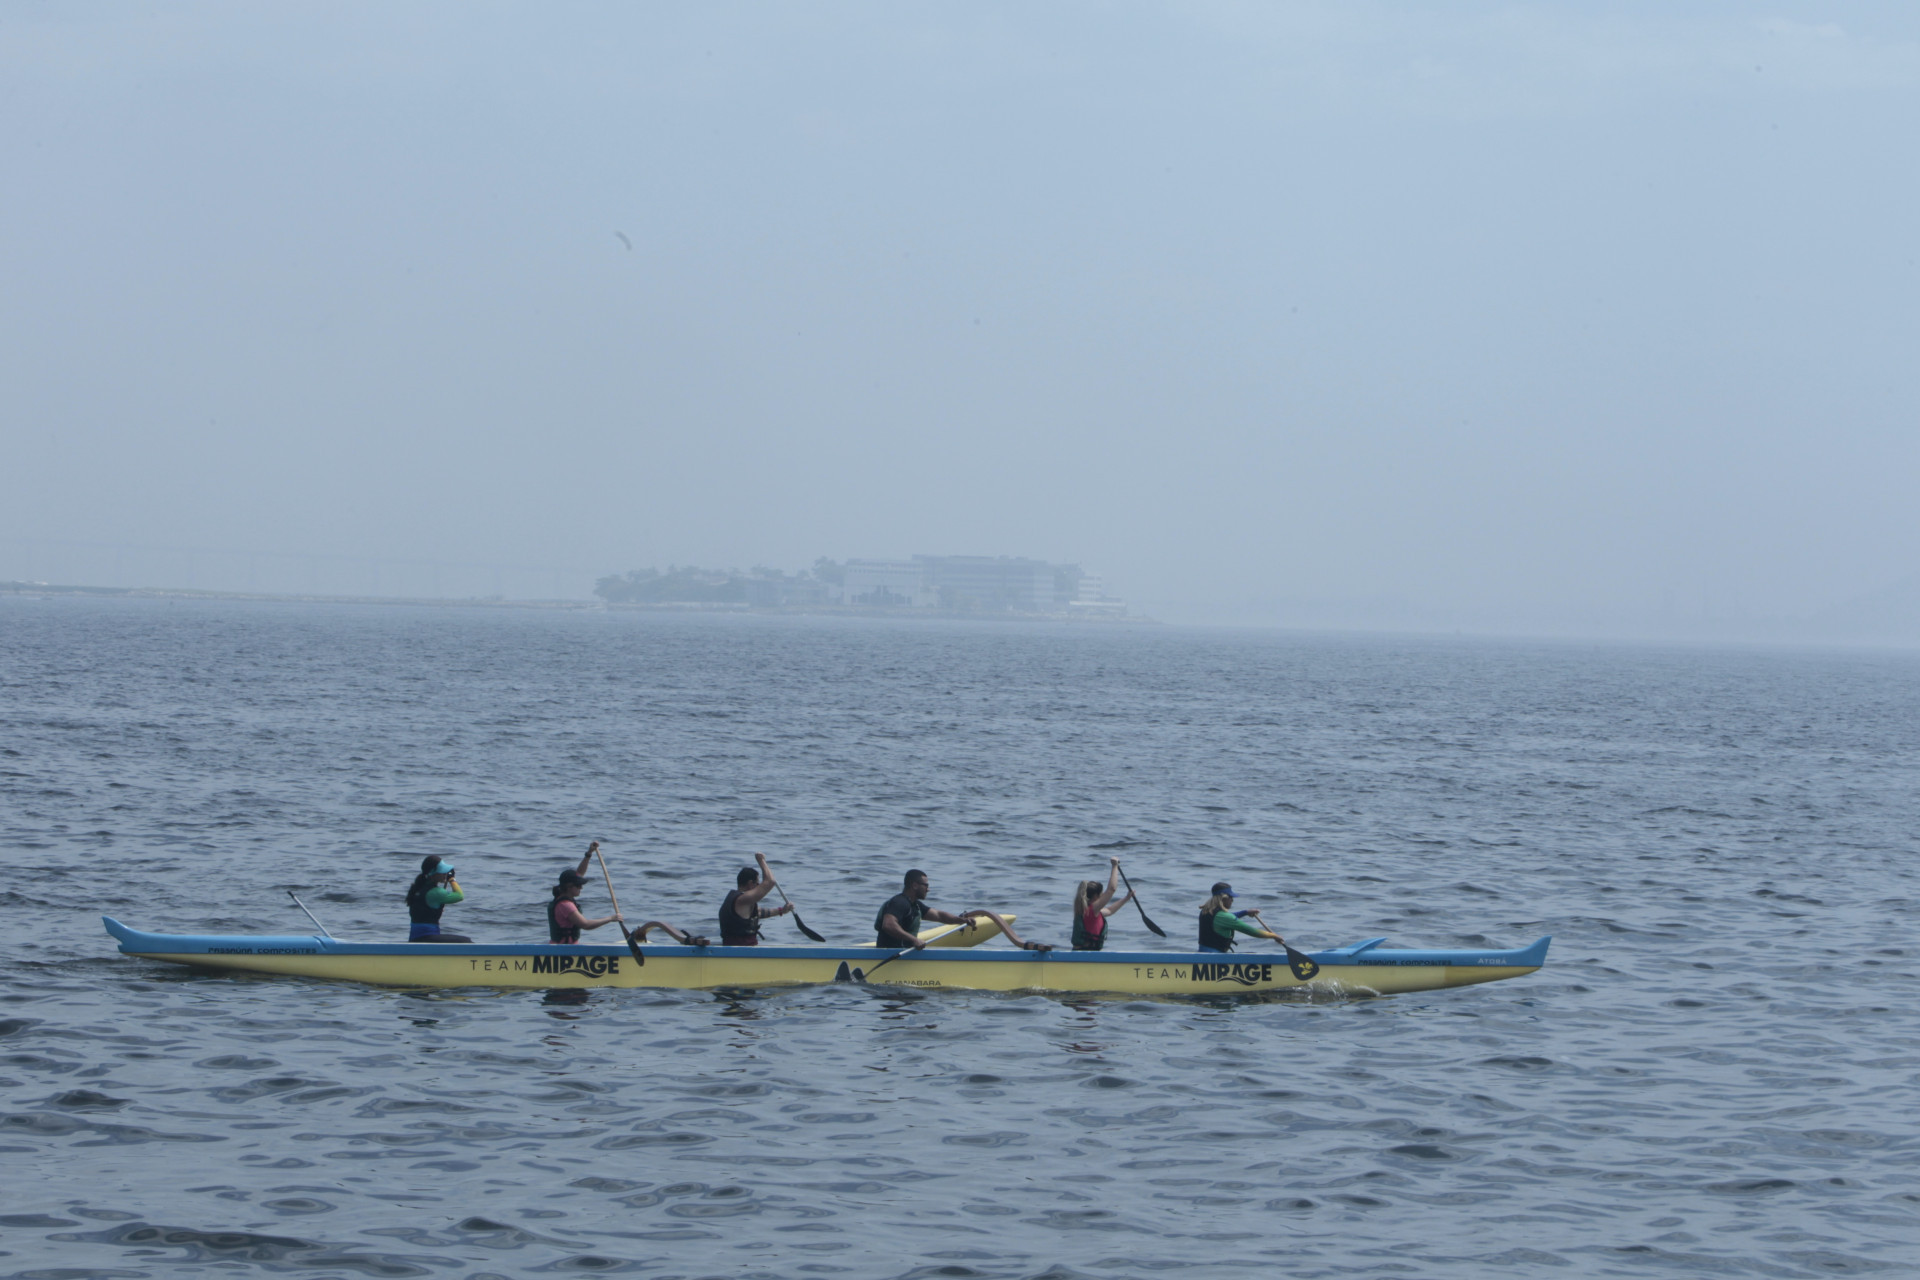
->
[792,912,826,944]
[1283,946,1317,982]
[1137,909,1167,939]
[618,924,644,967]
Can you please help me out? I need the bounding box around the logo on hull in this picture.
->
[530,954,621,978]
[1190,962,1274,986]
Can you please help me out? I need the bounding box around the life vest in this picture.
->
[1198,908,1235,952]
[719,889,761,945]
[1071,905,1106,951]
[406,880,443,926]
[547,897,581,944]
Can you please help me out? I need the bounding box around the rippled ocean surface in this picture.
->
[2,598,1917,1279]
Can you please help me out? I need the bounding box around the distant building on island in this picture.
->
[596,554,1127,618]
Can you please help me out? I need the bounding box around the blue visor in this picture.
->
[435,861,455,876]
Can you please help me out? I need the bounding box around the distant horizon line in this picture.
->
[13,578,1920,655]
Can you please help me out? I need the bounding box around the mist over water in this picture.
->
[2,599,1916,1277]
[7,6,1920,635]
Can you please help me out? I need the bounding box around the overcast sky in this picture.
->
[4,3,1917,633]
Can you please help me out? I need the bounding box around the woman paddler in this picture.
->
[548,870,623,943]
[405,856,470,942]
[1197,881,1285,953]
[551,840,706,946]
[1070,856,1134,950]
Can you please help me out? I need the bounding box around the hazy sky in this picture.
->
[5,3,1918,631]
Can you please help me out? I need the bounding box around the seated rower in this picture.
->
[548,870,623,944]
[1197,881,1285,953]
[873,868,973,950]
[406,857,470,943]
[1070,856,1134,951]
[718,852,793,946]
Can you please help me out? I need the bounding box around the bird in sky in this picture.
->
[614,231,633,251]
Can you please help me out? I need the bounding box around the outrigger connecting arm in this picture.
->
[961,909,1052,952]
[633,921,711,947]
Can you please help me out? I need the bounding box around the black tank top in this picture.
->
[719,889,761,944]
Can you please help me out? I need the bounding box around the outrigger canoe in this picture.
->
[104,917,1549,997]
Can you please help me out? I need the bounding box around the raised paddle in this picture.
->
[757,857,826,942]
[1114,864,1166,938]
[592,846,645,968]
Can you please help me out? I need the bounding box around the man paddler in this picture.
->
[874,868,974,949]
[718,852,793,946]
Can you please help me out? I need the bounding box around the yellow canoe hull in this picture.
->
[111,921,1548,998]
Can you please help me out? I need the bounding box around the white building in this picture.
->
[842,560,936,607]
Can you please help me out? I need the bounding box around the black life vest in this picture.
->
[1198,908,1234,952]
[406,880,443,926]
[547,897,581,944]
[1071,905,1105,951]
[719,889,761,945]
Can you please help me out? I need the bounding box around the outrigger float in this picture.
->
[104,916,1549,997]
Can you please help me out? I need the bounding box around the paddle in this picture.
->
[1277,941,1319,982]
[1242,910,1318,981]
[764,865,826,943]
[859,943,917,981]
[592,846,645,967]
[1114,864,1166,938]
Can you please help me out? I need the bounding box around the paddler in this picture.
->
[1070,856,1134,950]
[718,852,793,946]
[548,871,623,943]
[873,869,974,949]
[1197,882,1285,953]
[405,856,471,943]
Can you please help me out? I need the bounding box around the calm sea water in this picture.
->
[2,598,1917,1279]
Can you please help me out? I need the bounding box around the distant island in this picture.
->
[595,555,1129,619]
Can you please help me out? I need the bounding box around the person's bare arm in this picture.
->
[577,912,623,931]
[878,912,924,948]
[1101,886,1134,918]
[1091,857,1121,912]
[736,853,783,911]
[575,841,597,879]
